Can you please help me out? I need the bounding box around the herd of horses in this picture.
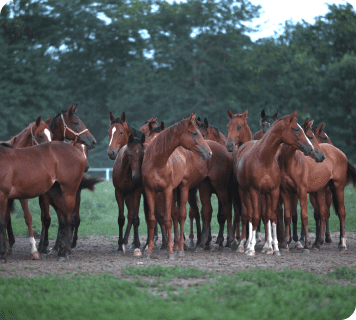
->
[1,105,355,262]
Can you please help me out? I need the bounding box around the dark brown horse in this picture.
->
[0,141,87,262]
[235,111,314,256]
[142,114,212,258]
[4,116,53,259]
[252,109,279,140]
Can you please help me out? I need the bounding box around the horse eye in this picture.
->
[292,127,299,132]
[119,131,123,135]
[73,121,79,125]
[193,131,198,136]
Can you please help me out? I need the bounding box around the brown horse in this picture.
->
[289,122,333,248]
[107,112,146,160]
[278,119,326,251]
[4,116,53,259]
[112,121,166,255]
[139,116,158,137]
[235,111,314,256]
[142,114,212,258]
[37,105,97,254]
[0,141,87,262]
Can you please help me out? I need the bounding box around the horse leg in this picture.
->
[231,191,242,248]
[131,189,141,251]
[216,200,226,246]
[38,194,52,254]
[6,212,14,254]
[260,195,270,253]
[325,188,332,243]
[71,190,81,249]
[0,192,9,262]
[291,201,300,245]
[270,188,281,256]
[299,191,310,251]
[279,190,291,251]
[123,193,135,249]
[245,188,259,256]
[313,189,328,250]
[310,193,321,246]
[153,222,158,246]
[171,191,180,252]
[19,199,39,259]
[214,187,232,249]
[162,188,174,257]
[115,189,126,254]
[237,189,250,253]
[332,183,347,250]
[188,188,199,248]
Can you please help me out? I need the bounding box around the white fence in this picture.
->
[88,168,113,181]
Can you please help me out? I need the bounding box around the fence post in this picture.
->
[106,168,110,181]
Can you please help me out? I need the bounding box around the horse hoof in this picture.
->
[237,247,245,253]
[32,252,40,260]
[195,247,204,253]
[295,242,304,249]
[279,247,289,253]
[133,249,142,257]
[325,237,332,244]
[312,246,320,252]
[130,243,136,250]
[302,249,310,254]
[338,246,347,251]
[187,242,195,249]
[246,250,255,257]
[168,253,176,260]
[0,256,6,263]
[273,251,281,256]
[266,249,273,255]
[177,251,185,257]
[57,256,67,262]
[231,242,238,249]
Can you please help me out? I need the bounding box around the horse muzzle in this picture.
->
[107,148,118,160]
[225,141,235,153]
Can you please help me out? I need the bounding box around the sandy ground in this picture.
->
[1,231,356,279]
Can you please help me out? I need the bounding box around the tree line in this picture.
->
[1,0,355,167]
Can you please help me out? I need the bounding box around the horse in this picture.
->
[142,114,212,258]
[107,112,146,160]
[37,105,97,254]
[278,119,326,252]
[291,122,334,248]
[112,122,165,255]
[4,116,53,259]
[280,120,356,252]
[139,116,158,137]
[252,109,279,140]
[235,111,315,256]
[0,141,87,262]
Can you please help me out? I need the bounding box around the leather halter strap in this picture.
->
[61,114,88,142]
[30,124,39,146]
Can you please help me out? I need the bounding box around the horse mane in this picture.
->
[0,142,15,148]
[149,126,163,136]
[49,109,73,133]
[147,119,187,157]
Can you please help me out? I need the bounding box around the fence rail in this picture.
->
[88,168,113,181]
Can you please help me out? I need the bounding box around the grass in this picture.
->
[0,267,355,320]
[9,180,356,240]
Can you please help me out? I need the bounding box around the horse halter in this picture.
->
[30,125,40,146]
[61,114,88,142]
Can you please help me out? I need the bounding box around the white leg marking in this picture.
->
[109,127,116,146]
[272,222,279,252]
[267,220,273,250]
[341,237,347,247]
[246,222,253,250]
[29,237,38,254]
[44,128,52,142]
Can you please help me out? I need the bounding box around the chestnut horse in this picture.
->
[4,116,53,259]
[0,141,87,262]
[235,111,314,256]
[142,114,212,258]
[139,116,158,137]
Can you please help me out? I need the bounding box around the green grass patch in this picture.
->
[9,180,356,239]
[1,267,355,320]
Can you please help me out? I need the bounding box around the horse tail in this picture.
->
[346,161,356,188]
[328,179,339,218]
[79,175,105,191]
[8,200,15,213]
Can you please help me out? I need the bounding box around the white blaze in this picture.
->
[44,128,52,141]
[109,127,116,146]
[298,124,314,150]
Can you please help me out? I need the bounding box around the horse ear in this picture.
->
[128,134,134,146]
[35,116,41,127]
[121,112,126,123]
[204,117,209,127]
[273,110,279,120]
[45,117,52,125]
[289,111,298,123]
[110,112,115,122]
[302,118,309,131]
[149,122,153,131]
[227,109,233,119]
[72,104,78,113]
[188,113,196,123]
[160,121,165,130]
[308,120,314,128]
[261,109,265,118]
[141,134,145,144]
[316,122,326,134]
[242,109,248,119]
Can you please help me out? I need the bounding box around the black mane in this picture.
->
[49,109,72,133]
[0,142,14,148]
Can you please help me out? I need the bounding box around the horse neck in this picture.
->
[146,124,182,168]
[7,126,32,148]
[255,123,285,168]
[218,131,228,145]
[51,117,64,141]
[238,124,252,147]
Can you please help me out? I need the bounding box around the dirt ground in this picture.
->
[2,231,356,278]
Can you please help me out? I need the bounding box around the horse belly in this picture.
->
[307,166,332,192]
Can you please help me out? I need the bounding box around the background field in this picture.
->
[9,180,356,240]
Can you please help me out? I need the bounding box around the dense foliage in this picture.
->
[1,0,355,166]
